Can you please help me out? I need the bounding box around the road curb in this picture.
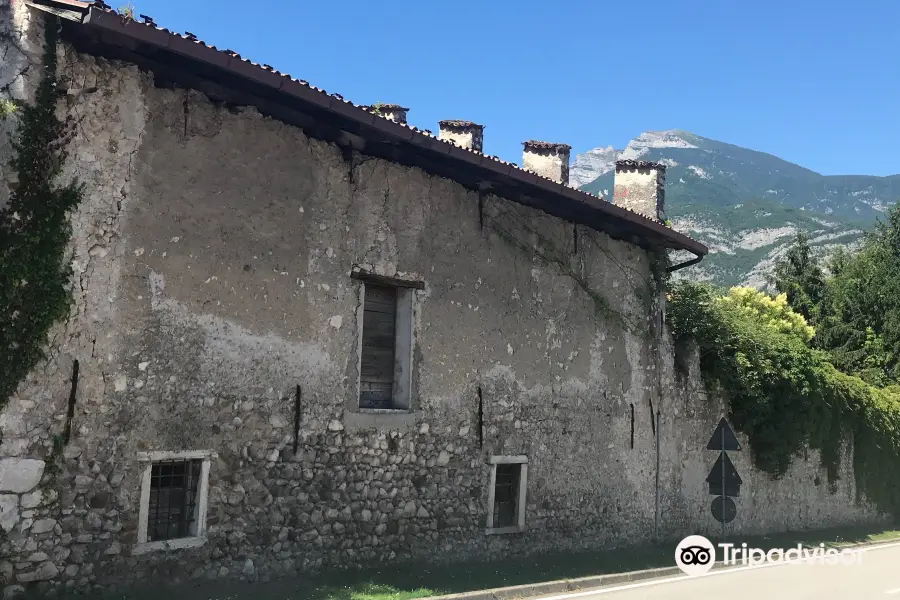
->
[414,565,684,600]
[414,537,900,600]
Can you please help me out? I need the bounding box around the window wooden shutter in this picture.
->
[360,284,397,408]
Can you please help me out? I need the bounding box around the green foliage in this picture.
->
[719,286,815,342]
[117,3,136,20]
[0,20,83,406]
[667,281,836,476]
[668,280,900,517]
[774,204,900,386]
[771,231,826,326]
[0,99,16,118]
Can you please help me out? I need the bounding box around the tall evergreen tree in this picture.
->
[816,204,900,385]
[772,231,826,326]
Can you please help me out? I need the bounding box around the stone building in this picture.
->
[0,0,883,595]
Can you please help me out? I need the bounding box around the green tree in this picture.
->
[816,204,900,385]
[772,231,826,327]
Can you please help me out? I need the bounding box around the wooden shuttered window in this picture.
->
[360,284,397,409]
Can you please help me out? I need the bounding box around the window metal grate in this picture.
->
[493,464,520,528]
[148,459,202,542]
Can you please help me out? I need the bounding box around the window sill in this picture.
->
[344,409,418,432]
[485,526,526,536]
[132,536,207,555]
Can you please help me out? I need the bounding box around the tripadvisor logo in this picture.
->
[675,535,863,576]
[675,535,716,576]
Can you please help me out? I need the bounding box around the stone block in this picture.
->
[31,519,57,534]
[25,552,48,562]
[0,459,44,494]
[16,561,58,583]
[20,490,44,509]
[241,559,255,576]
[0,496,18,533]
[2,585,24,599]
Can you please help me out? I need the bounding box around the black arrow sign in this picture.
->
[707,418,741,451]
[707,451,742,497]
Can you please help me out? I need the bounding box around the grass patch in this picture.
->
[64,523,900,600]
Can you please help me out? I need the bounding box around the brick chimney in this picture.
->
[612,160,666,221]
[369,104,409,124]
[522,141,571,185]
[438,120,484,152]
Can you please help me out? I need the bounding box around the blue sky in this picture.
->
[130,0,898,176]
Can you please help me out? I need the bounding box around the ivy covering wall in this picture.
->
[0,17,84,410]
[668,281,900,520]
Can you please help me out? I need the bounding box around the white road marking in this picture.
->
[536,540,900,600]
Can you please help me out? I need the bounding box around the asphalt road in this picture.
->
[540,542,900,600]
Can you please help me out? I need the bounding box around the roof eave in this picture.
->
[45,3,707,257]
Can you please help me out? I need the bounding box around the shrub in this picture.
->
[668,281,900,518]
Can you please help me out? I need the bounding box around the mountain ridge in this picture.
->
[571,130,900,287]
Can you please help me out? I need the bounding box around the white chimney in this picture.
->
[522,141,571,185]
[613,160,666,221]
[438,120,484,152]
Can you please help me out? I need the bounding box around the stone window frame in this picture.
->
[347,270,420,426]
[485,455,528,535]
[133,450,215,555]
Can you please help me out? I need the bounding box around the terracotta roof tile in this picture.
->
[523,140,572,152]
[439,120,482,129]
[361,103,408,111]
[616,159,667,171]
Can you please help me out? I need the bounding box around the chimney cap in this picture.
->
[439,120,483,129]
[368,103,408,111]
[523,140,572,152]
[616,159,666,172]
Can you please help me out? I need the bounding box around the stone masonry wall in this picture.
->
[0,8,885,597]
[657,340,883,540]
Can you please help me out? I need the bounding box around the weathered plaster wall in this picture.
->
[0,10,885,596]
[76,73,670,586]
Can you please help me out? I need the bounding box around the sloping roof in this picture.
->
[27,0,707,257]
